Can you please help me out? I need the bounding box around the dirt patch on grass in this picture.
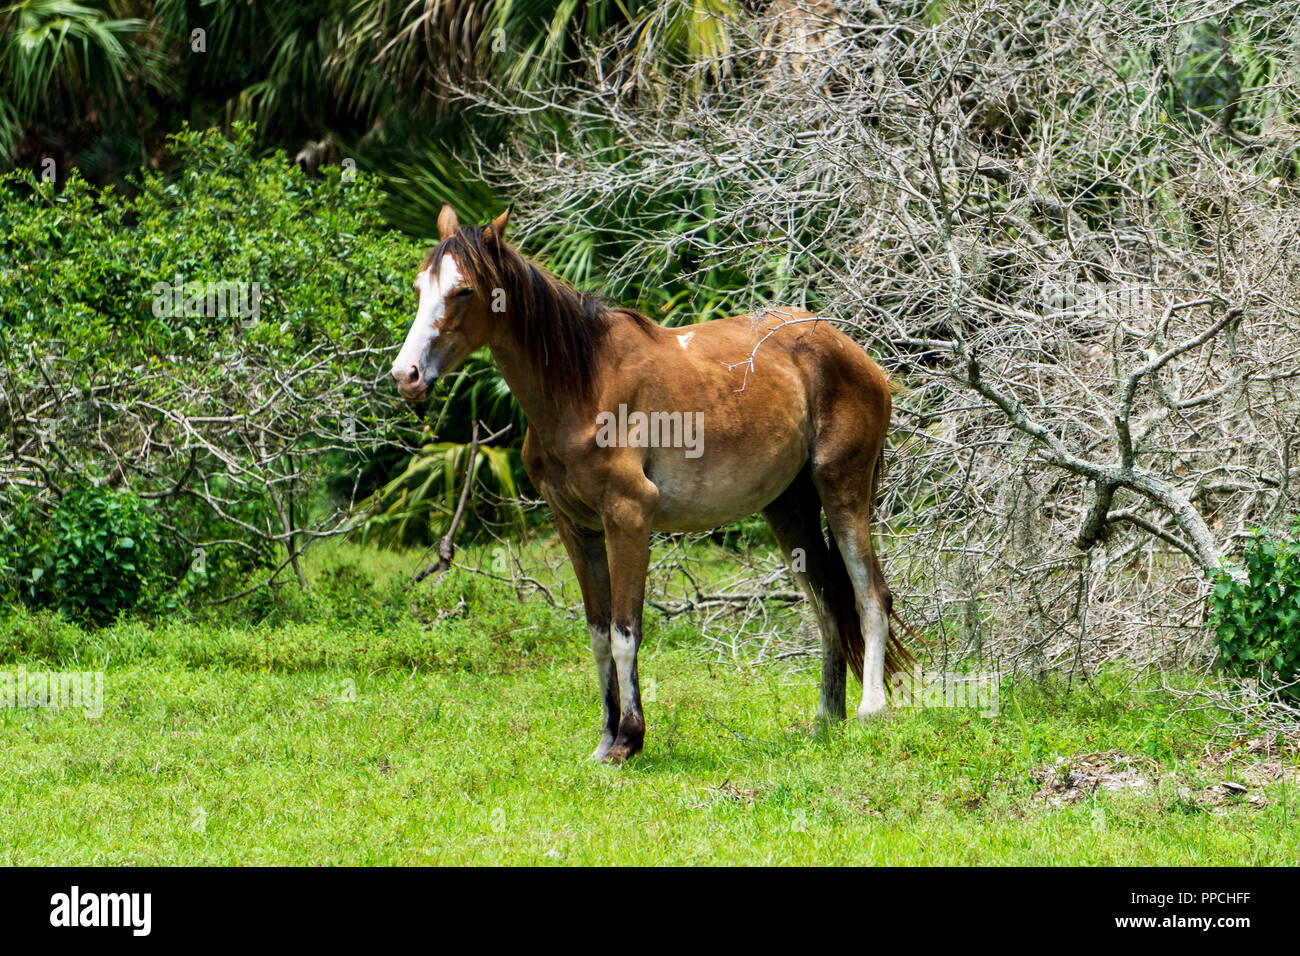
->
[712,780,760,803]
[1031,750,1158,808]
[1184,735,1300,811]
[1032,740,1300,813]
[1199,734,1300,786]
[1171,780,1266,811]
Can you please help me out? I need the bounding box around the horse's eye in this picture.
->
[454,287,474,298]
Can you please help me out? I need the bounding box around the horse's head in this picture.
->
[391,204,511,401]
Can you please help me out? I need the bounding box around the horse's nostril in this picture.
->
[404,365,420,384]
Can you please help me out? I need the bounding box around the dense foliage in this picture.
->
[1211,523,1300,690]
[0,0,740,236]
[0,124,424,608]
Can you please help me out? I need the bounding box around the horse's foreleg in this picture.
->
[600,482,658,764]
[553,515,617,759]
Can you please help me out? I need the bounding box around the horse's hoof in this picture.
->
[602,738,643,765]
[592,734,615,761]
[856,697,888,723]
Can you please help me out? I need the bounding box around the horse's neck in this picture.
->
[487,275,655,439]
[486,330,568,438]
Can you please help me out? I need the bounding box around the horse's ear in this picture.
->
[437,204,460,240]
[483,204,512,248]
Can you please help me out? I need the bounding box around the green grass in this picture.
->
[0,540,1297,865]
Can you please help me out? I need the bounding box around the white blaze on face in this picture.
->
[392,254,462,384]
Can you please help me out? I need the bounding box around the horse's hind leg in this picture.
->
[762,464,847,723]
[813,447,893,722]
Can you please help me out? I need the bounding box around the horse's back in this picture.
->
[676,307,891,434]
[594,307,889,531]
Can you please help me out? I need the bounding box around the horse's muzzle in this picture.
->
[393,362,432,401]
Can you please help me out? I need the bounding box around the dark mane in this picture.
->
[426,226,656,401]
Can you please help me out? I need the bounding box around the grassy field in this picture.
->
[1,539,1296,865]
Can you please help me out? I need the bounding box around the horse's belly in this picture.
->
[647,444,807,532]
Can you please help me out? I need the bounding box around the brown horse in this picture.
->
[392,205,912,763]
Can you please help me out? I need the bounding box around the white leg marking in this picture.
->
[589,624,615,760]
[857,594,889,721]
[840,530,888,721]
[610,625,638,721]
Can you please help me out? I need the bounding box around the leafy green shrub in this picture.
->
[0,124,422,607]
[2,481,170,626]
[1210,520,1300,688]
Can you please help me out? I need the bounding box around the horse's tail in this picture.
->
[887,607,922,688]
[872,444,920,687]
[824,539,918,688]
[823,530,866,683]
